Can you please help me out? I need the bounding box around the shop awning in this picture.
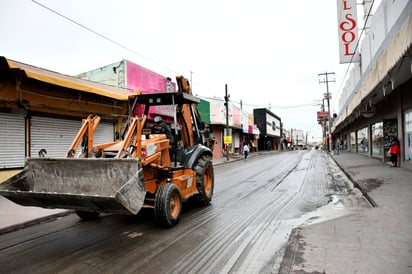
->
[2,57,139,101]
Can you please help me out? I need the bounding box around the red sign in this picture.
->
[317,111,329,121]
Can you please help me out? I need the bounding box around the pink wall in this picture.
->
[126,60,175,120]
[126,60,171,93]
[232,105,241,127]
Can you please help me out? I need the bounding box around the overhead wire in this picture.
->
[198,96,316,110]
[240,102,315,110]
[30,0,336,131]
[30,0,180,76]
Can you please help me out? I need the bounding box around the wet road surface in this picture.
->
[0,150,370,273]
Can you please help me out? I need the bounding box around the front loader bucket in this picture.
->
[0,158,146,215]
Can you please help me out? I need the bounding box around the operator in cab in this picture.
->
[152,116,174,145]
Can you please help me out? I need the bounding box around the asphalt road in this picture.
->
[0,150,370,273]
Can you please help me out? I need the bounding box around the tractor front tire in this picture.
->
[154,183,182,228]
[194,155,214,206]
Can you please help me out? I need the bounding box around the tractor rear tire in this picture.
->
[154,183,182,228]
[75,210,100,220]
[193,155,214,206]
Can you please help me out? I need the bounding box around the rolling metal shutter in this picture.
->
[0,113,25,168]
[30,116,113,158]
[94,121,114,145]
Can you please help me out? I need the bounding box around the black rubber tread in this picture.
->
[75,210,100,220]
[193,155,214,206]
[154,183,182,228]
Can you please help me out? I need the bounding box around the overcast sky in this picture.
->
[0,0,357,141]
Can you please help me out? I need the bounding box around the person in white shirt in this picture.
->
[243,143,249,160]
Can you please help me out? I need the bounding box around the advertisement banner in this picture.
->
[337,0,360,63]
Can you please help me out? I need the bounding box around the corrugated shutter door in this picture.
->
[31,116,80,158]
[94,121,114,145]
[0,113,25,168]
[31,116,113,158]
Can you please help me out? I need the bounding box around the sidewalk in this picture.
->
[0,196,69,234]
[279,151,412,274]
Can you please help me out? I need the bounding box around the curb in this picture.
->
[278,228,302,274]
[329,154,378,208]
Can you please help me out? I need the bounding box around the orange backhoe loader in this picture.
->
[0,76,214,227]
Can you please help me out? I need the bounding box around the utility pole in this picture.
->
[224,84,230,161]
[318,72,335,153]
[321,98,326,141]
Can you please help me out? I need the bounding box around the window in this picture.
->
[404,109,412,161]
[357,127,369,154]
[372,122,384,158]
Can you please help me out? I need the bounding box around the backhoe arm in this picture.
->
[116,116,146,158]
[176,76,202,146]
[66,114,101,158]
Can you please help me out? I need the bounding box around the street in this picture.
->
[0,150,370,273]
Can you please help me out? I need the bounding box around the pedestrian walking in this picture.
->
[336,138,341,155]
[243,143,249,160]
[388,136,400,167]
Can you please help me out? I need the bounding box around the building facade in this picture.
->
[253,108,282,151]
[332,0,412,168]
[0,56,134,176]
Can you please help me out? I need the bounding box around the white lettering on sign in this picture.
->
[337,0,360,63]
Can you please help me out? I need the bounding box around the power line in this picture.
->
[198,96,316,109]
[30,0,179,75]
[30,0,331,121]
[242,102,315,110]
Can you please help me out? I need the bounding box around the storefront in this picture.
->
[253,108,282,151]
[0,56,132,173]
[30,116,114,158]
